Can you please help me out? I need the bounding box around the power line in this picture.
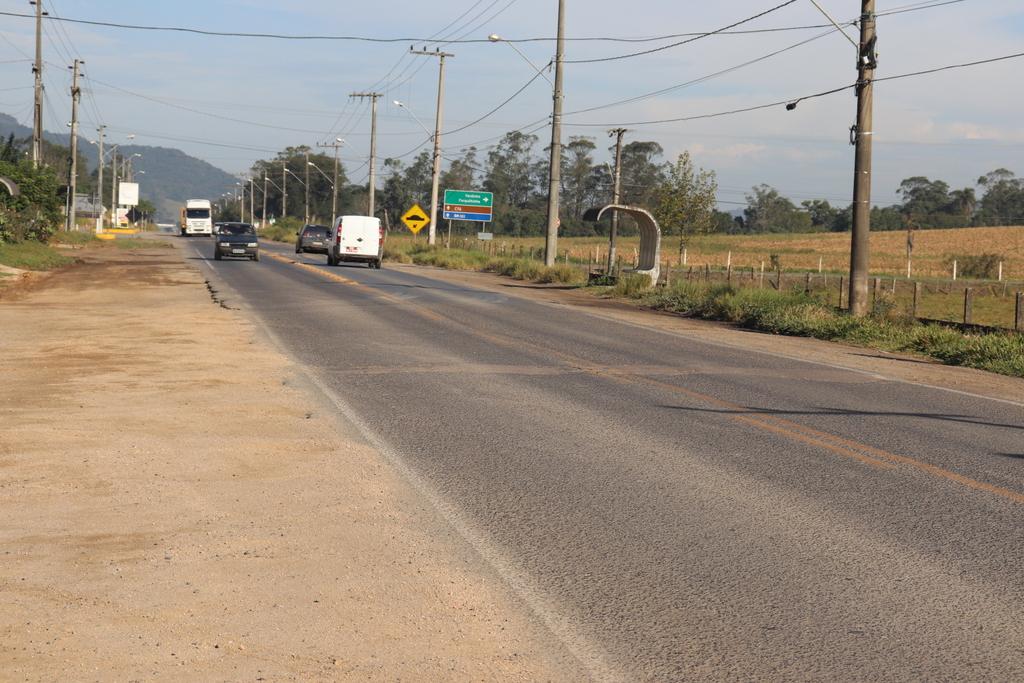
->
[564,26,840,118]
[564,49,1024,129]
[564,0,800,64]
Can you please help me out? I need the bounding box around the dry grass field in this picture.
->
[413,225,1024,281]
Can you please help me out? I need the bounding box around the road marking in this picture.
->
[264,251,360,286]
[269,252,1024,505]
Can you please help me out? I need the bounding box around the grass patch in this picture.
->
[260,223,298,244]
[50,231,100,246]
[619,281,1024,378]
[0,240,74,270]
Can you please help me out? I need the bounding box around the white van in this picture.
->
[327,215,383,269]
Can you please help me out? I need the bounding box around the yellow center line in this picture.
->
[270,252,1024,505]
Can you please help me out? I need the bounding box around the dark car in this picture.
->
[213,222,259,261]
[295,224,330,254]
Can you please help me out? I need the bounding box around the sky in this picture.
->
[0,0,1022,209]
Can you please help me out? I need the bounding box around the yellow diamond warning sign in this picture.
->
[401,204,430,234]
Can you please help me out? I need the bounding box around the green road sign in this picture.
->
[444,190,493,207]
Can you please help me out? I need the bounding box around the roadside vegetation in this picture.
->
[606,279,1024,378]
[0,239,73,270]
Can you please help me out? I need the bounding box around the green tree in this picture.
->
[801,199,839,231]
[654,152,719,254]
[617,141,665,210]
[0,159,63,241]
[976,168,1024,226]
[562,136,596,224]
[743,185,812,233]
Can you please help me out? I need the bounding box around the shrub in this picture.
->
[946,253,1003,279]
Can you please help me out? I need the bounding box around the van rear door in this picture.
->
[336,216,381,259]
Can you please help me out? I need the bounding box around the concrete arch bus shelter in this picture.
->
[0,176,20,198]
[583,204,662,287]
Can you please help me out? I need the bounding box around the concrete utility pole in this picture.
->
[237,183,244,222]
[30,0,45,167]
[544,0,567,266]
[410,48,453,246]
[281,160,289,218]
[109,148,117,228]
[607,127,627,272]
[249,177,255,226]
[316,138,345,222]
[262,172,268,228]
[65,59,82,232]
[304,151,311,223]
[95,125,105,232]
[849,0,877,317]
[350,92,381,217]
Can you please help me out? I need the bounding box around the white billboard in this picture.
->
[118,182,139,207]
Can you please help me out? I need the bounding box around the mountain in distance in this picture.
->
[0,112,238,221]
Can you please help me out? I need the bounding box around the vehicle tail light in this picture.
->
[336,222,343,244]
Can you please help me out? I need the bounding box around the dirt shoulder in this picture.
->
[388,262,1024,405]
[0,246,581,681]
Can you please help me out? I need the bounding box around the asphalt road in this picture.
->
[186,236,1024,681]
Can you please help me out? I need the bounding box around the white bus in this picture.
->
[179,199,213,236]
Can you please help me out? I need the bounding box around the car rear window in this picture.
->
[221,224,255,236]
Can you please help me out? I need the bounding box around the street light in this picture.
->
[307,160,335,189]
[487,34,553,85]
[393,100,433,139]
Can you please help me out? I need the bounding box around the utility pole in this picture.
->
[249,177,255,226]
[65,59,82,232]
[410,48,453,246]
[544,0,567,266]
[282,160,288,219]
[304,151,310,223]
[317,138,345,222]
[607,128,627,272]
[30,0,45,167]
[849,0,877,317]
[95,125,105,232]
[110,149,117,228]
[350,92,381,216]
[262,172,268,228]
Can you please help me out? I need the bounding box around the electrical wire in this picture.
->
[564,0,799,65]
[563,26,840,118]
[564,49,1024,129]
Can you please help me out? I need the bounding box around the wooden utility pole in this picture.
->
[350,92,382,216]
[65,59,82,231]
[409,49,453,246]
[607,128,627,272]
[544,0,566,267]
[848,0,877,317]
[30,0,45,167]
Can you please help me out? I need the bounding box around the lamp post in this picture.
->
[307,158,338,224]
[487,34,553,85]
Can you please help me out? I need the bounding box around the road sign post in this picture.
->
[443,190,494,223]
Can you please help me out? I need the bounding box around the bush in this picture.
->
[611,272,653,297]
[946,253,1003,279]
[536,263,586,285]
[633,281,1024,378]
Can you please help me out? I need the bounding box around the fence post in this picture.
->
[759,261,765,288]
[664,261,671,287]
[952,259,958,281]
[1015,291,1023,332]
[775,266,782,291]
[963,287,974,325]
[682,247,688,266]
[912,282,922,319]
[839,275,845,309]
[872,277,881,307]
[727,263,733,284]
[804,272,811,294]
[998,261,1003,282]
